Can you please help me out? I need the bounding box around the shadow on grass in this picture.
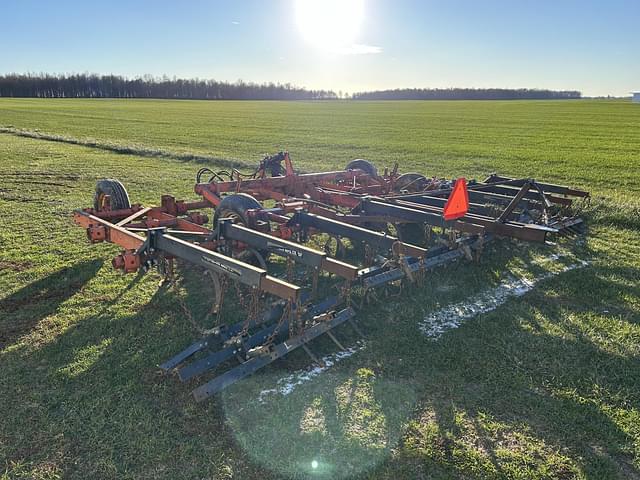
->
[377,264,640,479]
[1,245,639,479]
[587,199,640,232]
[0,274,211,479]
[0,259,103,347]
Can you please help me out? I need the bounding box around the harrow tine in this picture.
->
[191,307,356,402]
[177,296,341,381]
[302,344,324,366]
[325,330,346,350]
[348,318,366,339]
[159,340,209,372]
[178,321,282,381]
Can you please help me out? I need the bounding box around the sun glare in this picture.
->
[294,0,364,52]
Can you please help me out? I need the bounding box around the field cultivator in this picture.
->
[75,152,589,401]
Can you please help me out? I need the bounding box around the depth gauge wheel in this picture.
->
[346,159,378,177]
[395,223,427,247]
[94,179,131,211]
[393,173,429,193]
[213,193,270,262]
[349,204,388,263]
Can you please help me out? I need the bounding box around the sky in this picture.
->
[1,0,638,96]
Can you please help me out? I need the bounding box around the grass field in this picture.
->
[1,99,639,480]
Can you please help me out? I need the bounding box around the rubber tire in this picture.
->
[395,223,426,247]
[213,193,270,261]
[346,159,378,177]
[350,204,387,235]
[213,193,264,227]
[94,179,131,211]
[394,173,429,193]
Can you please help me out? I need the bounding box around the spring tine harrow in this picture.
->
[74,152,589,401]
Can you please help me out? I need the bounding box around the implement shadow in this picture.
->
[379,262,640,479]
[2,237,633,479]
[0,259,102,347]
[0,264,274,479]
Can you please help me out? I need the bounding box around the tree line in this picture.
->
[351,88,581,100]
[0,73,338,100]
[0,74,581,100]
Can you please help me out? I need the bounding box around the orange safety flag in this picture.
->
[443,178,469,221]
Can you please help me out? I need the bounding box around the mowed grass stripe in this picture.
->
[0,126,250,171]
[1,98,639,200]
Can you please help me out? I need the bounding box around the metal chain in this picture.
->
[424,225,433,247]
[364,243,375,267]
[264,299,292,348]
[233,280,249,311]
[416,255,426,286]
[168,262,210,336]
[295,299,305,335]
[340,280,352,307]
[288,299,305,337]
[244,287,261,336]
[214,274,228,319]
[286,257,295,283]
[448,228,457,248]
[393,240,415,283]
[288,301,296,338]
[158,256,174,284]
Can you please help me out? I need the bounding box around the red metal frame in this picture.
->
[75,153,588,277]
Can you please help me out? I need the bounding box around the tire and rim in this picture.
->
[345,203,387,263]
[395,222,426,247]
[94,179,131,211]
[392,174,429,244]
[213,193,270,264]
[346,159,378,177]
[213,193,264,227]
[393,173,429,193]
[345,159,382,256]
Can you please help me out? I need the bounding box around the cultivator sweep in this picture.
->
[75,153,589,401]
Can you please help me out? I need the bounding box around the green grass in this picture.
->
[1,98,639,201]
[0,99,639,480]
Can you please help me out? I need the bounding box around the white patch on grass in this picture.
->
[257,253,588,399]
[258,341,366,402]
[419,255,589,338]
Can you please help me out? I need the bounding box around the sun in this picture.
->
[294,0,364,52]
